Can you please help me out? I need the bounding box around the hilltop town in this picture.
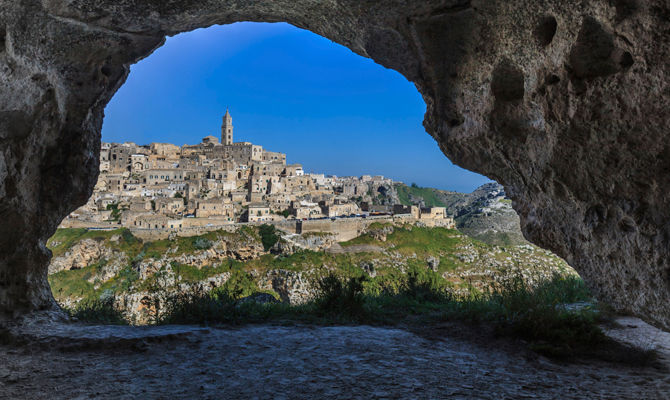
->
[63,110,453,239]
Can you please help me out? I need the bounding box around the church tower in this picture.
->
[222,109,233,145]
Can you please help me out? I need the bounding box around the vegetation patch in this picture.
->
[49,226,648,364]
[69,269,656,364]
[258,224,280,251]
[396,183,448,208]
[48,265,97,301]
[65,296,128,325]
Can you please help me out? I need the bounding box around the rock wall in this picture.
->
[298,219,371,242]
[0,1,669,328]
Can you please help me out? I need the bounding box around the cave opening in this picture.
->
[3,2,669,395]
[45,22,579,325]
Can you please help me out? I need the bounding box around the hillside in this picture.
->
[47,224,572,324]
[394,182,527,246]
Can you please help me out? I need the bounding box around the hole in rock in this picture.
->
[535,16,558,47]
[545,74,561,85]
[619,51,634,69]
[47,22,579,330]
[569,16,630,79]
[0,28,6,53]
[491,59,525,102]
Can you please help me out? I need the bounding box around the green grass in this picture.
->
[395,184,447,207]
[49,265,98,300]
[342,225,463,259]
[48,225,571,314]
[50,224,567,311]
[471,231,526,247]
[47,228,142,258]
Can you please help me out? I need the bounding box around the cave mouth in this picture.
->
[3,1,668,333]
[44,22,581,325]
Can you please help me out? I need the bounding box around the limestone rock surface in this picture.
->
[0,0,669,328]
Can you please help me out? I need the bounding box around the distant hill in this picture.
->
[393,182,527,246]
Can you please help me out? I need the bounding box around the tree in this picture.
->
[258,224,280,251]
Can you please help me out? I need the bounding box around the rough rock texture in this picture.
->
[2,319,670,398]
[0,1,669,328]
[273,232,338,253]
[258,269,316,304]
[454,183,528,246]
[49,239,114,274]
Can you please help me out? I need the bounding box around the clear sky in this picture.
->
[102,22,491,193]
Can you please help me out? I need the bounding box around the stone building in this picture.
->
[196,198,234,219]
[262,150,286,164]
[144,169,185,185]
[321,202,361,218]
[109,143,137,172]
[70,111,427,236]
[150,143,180,158]
[291,200,323,220]
[246,203,272,222]
[221,109,233,145]
[420,207,447,220]
[154,197,186,216]
[283,164,304,177]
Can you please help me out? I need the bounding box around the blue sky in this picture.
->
[102,22,490,193]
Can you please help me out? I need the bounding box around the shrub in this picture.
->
[118,265,140,292]
[193,237,213,250]
[315,274,367,320]
[258,224,280,251]
[66,296,127,325]
[399,265,447,302]
[158,287,237,325]
[218,269,258,299]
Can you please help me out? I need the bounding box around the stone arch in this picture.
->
[1,1,669,330]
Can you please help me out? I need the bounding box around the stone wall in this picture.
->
[298,219,372,242]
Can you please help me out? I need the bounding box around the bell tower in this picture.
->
[222,109,233,145]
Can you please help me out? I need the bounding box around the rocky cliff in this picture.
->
[47,225,573,323]
[392,182,526,246]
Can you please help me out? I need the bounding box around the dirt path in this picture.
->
[1,318,669,399]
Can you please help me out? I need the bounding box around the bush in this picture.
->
[440,273,608,358]
[158,287,238,325]
[106,203,121,221]
[118,265,140,292]
[258,224,280,251]
[315,274,367,320]
[193,237,213,250]
[399,265,447,302]
[219,269,258,299]
[66,296,127,325]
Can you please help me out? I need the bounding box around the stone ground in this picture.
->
[1,317,669,399]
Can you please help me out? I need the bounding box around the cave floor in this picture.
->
[1,317,669,399]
